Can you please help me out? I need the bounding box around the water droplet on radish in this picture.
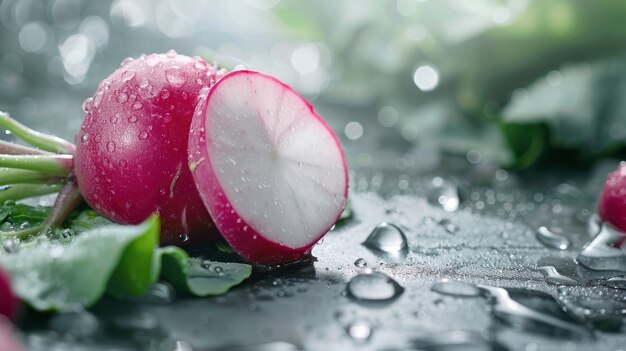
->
[94,134,102,143]
[146,54,159,67]
[110,114,120,124]
[82,97,93,112]
[106,141,116,152]
[119,57,134,67]
[138,131,148,140]
[535,226,570,250]
[166,49,177,58]
[354,258,367,267]
[80,134,89,143]
[93,91,104,108]
[431,279,482,297]
[165,66,187,88]
[132,101,143,110]
[347,272,404,301]
[128,115,138,123]
[160,89,170,99]
[363,222,407,253]
[121,69,136,82]
[119,160,127,167]
[438,219,459,234]
[179,233,189,242]
[116,93,128,104]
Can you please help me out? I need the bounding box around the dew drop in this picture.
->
[431,279,482,297]
[121,69,136,82]
[588,213,601,238]
[537,266,579,286]
[427,177,461,211]
[535,226,570,250]
[438,219,459,234]
[179,233,189,242]
[80,134,89,143]
[116,92,128,103]
[160,89,170,99]
[166,49,177,58]
[138,131,148,140]
[82,97,93,113]
[93,91,104,108]
[110,114,119,124]
[604,276,626,290]
[347,272,404,301]
[362,222,408,253]
[2,238,20,253]
[146,54,159,67]
[119,57,134,67]
[128,115,138,123]
[354,258,368,267]
[165,66,187,88]
[577,224,626,271]
[132,101,143,110]
[106,141,116,152]
[346,320,372,341]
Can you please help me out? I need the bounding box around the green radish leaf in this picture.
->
[0,216,160,311]
[159,246,251,296]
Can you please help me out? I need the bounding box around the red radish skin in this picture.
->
[599,163,626,243]
[0,319,23,351]
[75,52,224,245]
[189,71,348,265]
[0,268,18,321]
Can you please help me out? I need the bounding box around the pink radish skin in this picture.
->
[0,319,23,351]
[0,268,18,321]
[599,163,626,244]
[75,53,224,245]
[189,71,348,265]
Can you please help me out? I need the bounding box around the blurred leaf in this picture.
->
[0,216,160,311]
[500,122,548,170]
[273,7,322,39]
[159,246,251,297]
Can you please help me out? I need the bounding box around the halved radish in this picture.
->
[188,71,348,265]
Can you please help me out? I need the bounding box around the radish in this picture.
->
[188,70,348,265]
[0,52,226,245]
[599,163,626,239]
[0,267,18,321]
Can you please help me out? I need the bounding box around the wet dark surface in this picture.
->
[14,103,626,350]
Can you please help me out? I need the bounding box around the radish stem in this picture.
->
[0,111,76,154]
[42,182,81,230]
[0,154,72,176]
[0,184,63,203]
[0,140,52,155]
[0,169,63,186]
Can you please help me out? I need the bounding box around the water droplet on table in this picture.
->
[412,330,498,351]
[537,266,579,286]
[438,219,459,234]
[558,286,626,320]
[49,309,99,338]
[354,258,367,267]
[577,224,626,271]
[362,222,407,253]
[588,213,602,238]
[431,279,482,297]
[2,238,19,253]
[603,276,626,290]
[347,272,404,301]
[535,226,570,250]
[346,320,372,341]
[427,177,461,211]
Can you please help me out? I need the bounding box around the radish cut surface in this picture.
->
[189,71,348,264]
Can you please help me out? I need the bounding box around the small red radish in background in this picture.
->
[188,71,348,265]
[0,267,18,321]
[75,52,225,245]
[599,163,626,243]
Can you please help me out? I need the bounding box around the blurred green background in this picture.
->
[2,0,626,171]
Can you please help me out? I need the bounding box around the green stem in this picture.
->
[41,182,81,230]
[0,140,51,155]
[0,169,63,186]
[0,184,63,203]
[0,225,43,240]
[0,154,72,176]
[0,111,76,154]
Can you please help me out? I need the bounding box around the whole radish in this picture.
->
[0,267,18,321]
[598,163,626,239]
[74,52,225,245]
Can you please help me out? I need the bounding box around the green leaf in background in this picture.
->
[159,246,251,297]
[0,216,160,311]
[500,122,549,170]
